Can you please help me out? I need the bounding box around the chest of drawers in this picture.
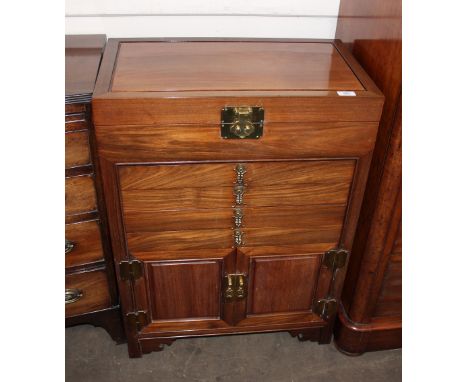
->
[92,39,383,357]
[65,35,124,342]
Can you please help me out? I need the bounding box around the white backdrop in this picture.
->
[65,0,341,38]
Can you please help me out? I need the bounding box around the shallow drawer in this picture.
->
[123,205,347,233]
[119,160,355,190]
[65,130,91,168]
[65,220,104,268]
[65,104,85,114]
[126,221,342,252]
[65,175,97,215]
[65,269,111,317]
[65,113,88,132]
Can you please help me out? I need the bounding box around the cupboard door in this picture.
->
[235,247,334,327]
[131,249,237,333]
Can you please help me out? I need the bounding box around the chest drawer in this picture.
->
[65,269,112,317]
[65,220,104,268]
[65,130,91,169]
[65,175,97,216]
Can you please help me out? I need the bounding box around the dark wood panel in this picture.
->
[123,205,346,233]
[65,220,104,268]
[65,104,85,114]
[65,269,112,317]
[147,260,222,320]
[65,175,97,215]
[65,130,91,168]
[95,122,378,162]
[119,160,355,190]
[248,255,321,314]
[334,0,402,353]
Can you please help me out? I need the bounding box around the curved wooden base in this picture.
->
[66,306,126,344]
[333,305,401,355]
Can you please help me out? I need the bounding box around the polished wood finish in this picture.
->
[65,175,97,215]
[65,130,91,168]
[247,255,321,314]
[112,42,364,92]
[65,220,104,268]
[65,269,112,317]
[65,35,124,343]
[93,39,383,357]
[147,260,222,320]
[334,0,402,354]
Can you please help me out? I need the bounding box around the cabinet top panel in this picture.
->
[109,41,364,93]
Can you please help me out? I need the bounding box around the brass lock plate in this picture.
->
[221,106,264,139]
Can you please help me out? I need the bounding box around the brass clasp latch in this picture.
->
[221,106,264,139]
[223,274,247,302]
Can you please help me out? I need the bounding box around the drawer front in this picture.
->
[65,130,91,168]
[65,113,88,132]
[65,269,111,317]
[65,175,97,215]
[120,160,354,252]
[97,122,377,163]
[65,220,104,268]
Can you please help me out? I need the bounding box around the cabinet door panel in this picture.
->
[236,248,333,326]
[248,255,321,315]
[147,261,221,320]
[132,250,236,329]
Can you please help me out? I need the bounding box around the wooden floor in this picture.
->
[66,325,401,381]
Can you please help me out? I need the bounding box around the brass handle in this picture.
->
[65,239,75,254]
[235,164,247,184]
[236,275,246,299]
[234,229,244,247]
[233,207,243,227]
[233,185,245,205]
[224,275,235,301]
[65,288,83,304]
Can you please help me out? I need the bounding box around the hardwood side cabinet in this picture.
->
[92,39,384,357]
[65,35,124,343]
[334,0,402,354]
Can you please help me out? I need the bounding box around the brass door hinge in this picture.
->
[126,311,148,332]
[223,274,247,302]
[313,298,337,321]
[323,249,349,271]
[119,260,143,281]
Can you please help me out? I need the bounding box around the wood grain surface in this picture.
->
[65,220,104,268]
[65,130,91,168]
[65,175,97,215]
[65,269,112,317]
[112,42,364,92]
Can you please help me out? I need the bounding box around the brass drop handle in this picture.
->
[233,208,243,227]
[235,164,247,183]
[236,275,246,299]
[234,229,244,247]
[65,288,83,304]
[224,275,235,301]
[233,185,245,205]
[65,239,75,254]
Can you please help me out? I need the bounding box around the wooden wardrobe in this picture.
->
[334,0,402,354]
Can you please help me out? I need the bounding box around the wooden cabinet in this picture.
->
[92,39,383,357]
[65,35,124,342]
[334,0,402,354]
